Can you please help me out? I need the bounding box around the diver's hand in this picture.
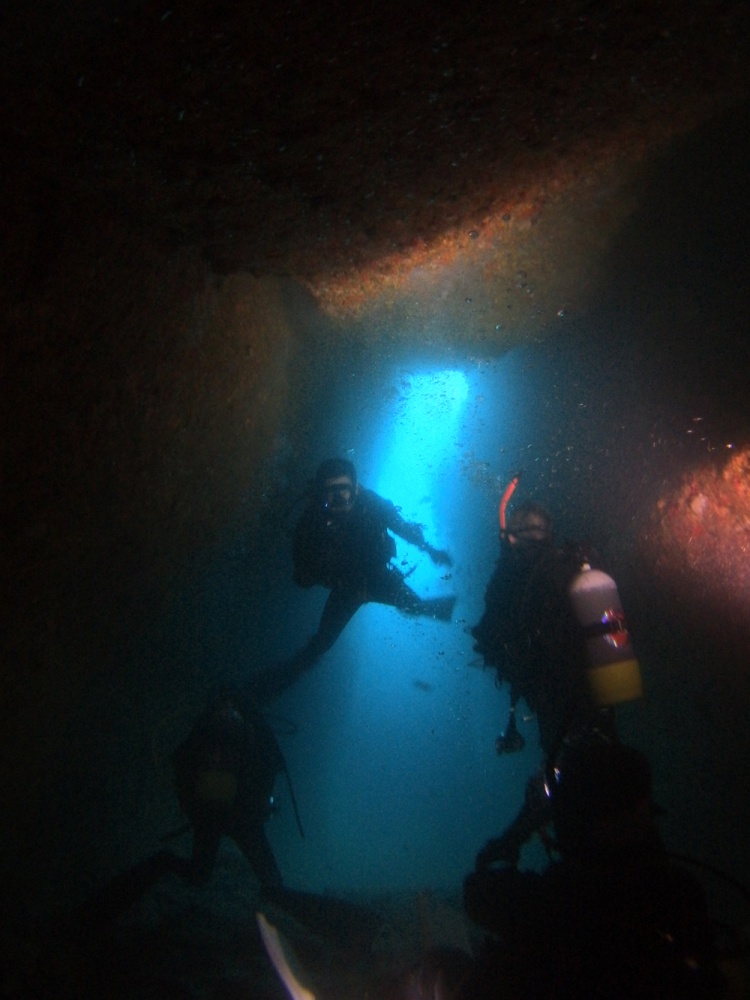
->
[495,711,525,755]
[475,836,520,871]
[475,838,503,871]
[424,544,452,567]
[496,730,525,754]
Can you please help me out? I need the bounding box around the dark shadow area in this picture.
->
[600,106,750,438]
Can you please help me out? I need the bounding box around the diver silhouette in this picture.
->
[256,457,455,699]
[77,689,285,926]
[471,479,641,866]
[464,740,726,1000]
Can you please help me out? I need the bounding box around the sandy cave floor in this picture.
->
[5,872,482,1000]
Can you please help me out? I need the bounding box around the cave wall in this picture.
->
[1,155,627,913]
[2,204,308,910]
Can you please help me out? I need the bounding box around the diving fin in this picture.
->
[495,709,525,754]
[256,911,316,1000]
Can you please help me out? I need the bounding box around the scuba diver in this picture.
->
[463,739,727,999]
[257,457,455,699]
[77,689,286,925]
[471,474,642,866]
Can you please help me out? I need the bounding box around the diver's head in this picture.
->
[315,457,358,513]
[505,501,553,547]
[548,739,656,861]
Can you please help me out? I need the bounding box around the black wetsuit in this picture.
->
[265,488,453,689]
[473,539,604,758]
[464,843,726,999]
[77,699,285,925]
[472,539,617,865]
[169,700,284,889]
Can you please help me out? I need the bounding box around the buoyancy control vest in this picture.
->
[293,489,397,589]
[478,542,642,713]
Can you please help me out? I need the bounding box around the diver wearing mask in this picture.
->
[258,458,455,698]
[472,496,602,759]
[472,485,622,867]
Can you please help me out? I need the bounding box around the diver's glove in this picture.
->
[423,543,452,567]
[475,835,521,871]
[495,709,525,755]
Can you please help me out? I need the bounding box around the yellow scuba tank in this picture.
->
[568,563,643,706]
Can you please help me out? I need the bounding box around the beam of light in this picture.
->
[372,369,469,584]
[269,357,545,895]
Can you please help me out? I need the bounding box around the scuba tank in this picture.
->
[568,563,643,706]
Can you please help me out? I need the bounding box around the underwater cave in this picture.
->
[3,0,750,996]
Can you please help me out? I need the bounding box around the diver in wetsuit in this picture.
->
[77,689,285,925]
[464,740,726,999]
[471,486,620,866]
[258,458,455,699]
[472,498,612,759]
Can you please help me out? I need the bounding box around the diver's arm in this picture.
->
[291,508,323,587]
[379,495,452,566]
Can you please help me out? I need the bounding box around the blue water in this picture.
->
[169,111,750,914]
[190,341,660,895]
[265,355,546,893]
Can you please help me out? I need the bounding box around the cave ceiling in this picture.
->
[4,0,750,316]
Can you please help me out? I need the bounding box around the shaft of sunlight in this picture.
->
[373,369,469,574]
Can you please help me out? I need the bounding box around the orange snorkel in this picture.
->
[498,473,521,536]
